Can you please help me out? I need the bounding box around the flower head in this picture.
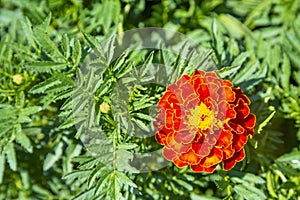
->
[154,70,256,173]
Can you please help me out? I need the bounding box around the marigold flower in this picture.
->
[154,70,256,173]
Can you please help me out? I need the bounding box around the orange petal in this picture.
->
[196,83,210,100]
[232,88,250,104]
[193,69,206,76]
[223,158,236,171]
[191,74,205,87]
[224,86,235,102]
[173,130,195,144]
[235,98,250,118]
[205,71,219,79]
[200,147,223,167]
[215,129,233,148]
[165,109,174,129]
[222,145,235,159]
[179,149,201,165]
[162,147,178,161]
[155,130,167,145]
[243,114,256,129]
[174,158,188,168]
[223,80,233,87]
[190,164,218,173]
[223,149,245,170]
[192,142,211,157]
[232,133,248,152]
[228,121,245,134]
[235,149,245,162]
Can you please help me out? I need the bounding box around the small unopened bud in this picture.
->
[12,74,23,85]
[100,102,110,113]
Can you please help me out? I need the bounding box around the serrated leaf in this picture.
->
[0,153,5,183]
[43,141,64,171]
[15,130,33,153]
[109,172,122,200]
[73,187,96,200]
[216,65,241,78]
[63,169,91,181]
[173,178,193,191]
[36,13,51,31]
[30,78,62,94]
[132,113,153,121]
[33,27,65,62]
[131,118,150,132]
[82,32,100,48]
[5,142,17,171]
[72,39,82,67]
[231,51,252,67]
[115,171,137,188]
[21,106,42,116]
[101,0,120,34]
[32,185,52,196]
[266,170,278,198]
[218,14,253,39]
[280,54,291,90]
[233,184,266,200]
[61,33,70,59]
[26,61,68,72]
[20,17,36,48]
[276,151,300,163]
[243,173,265,184]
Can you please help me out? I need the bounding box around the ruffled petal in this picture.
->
[155,70,255,173]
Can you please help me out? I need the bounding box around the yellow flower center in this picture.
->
[187,102,213,130]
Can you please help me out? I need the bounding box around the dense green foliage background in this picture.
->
[0,0,300,199]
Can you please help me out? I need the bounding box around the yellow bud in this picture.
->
[12,74,23,85]
[100,102,110,113]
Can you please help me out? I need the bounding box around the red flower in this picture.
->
[154,70,256,173]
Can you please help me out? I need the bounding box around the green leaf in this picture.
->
[29,77,62,94]
[280,54,291,90]
[0,152,5,183]
[20,17,36,48]
[173,178,193,191]
[216,65,241,78]
[73,187,96,200]
[61,33,70,59]
[115,171,137,188]
[233,184,267,200]
[218,14,253,39]
[26,61,68,73]
[21,106,42,116]
[131,113,153,121]
[43,141,64,171]
[231,51,252,67]
[243,173,265,184]
[72,39,82,67]
[33,27,65,62]
[15,130,33,153]
[63,169,91,181]
[276,151,300,163]
[257,111,276,134]
[5,142,17,171]
[266,170,278,198]
[101,0,120,34]
[109,172,122,200]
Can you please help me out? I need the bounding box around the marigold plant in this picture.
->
[155,69,256,173]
